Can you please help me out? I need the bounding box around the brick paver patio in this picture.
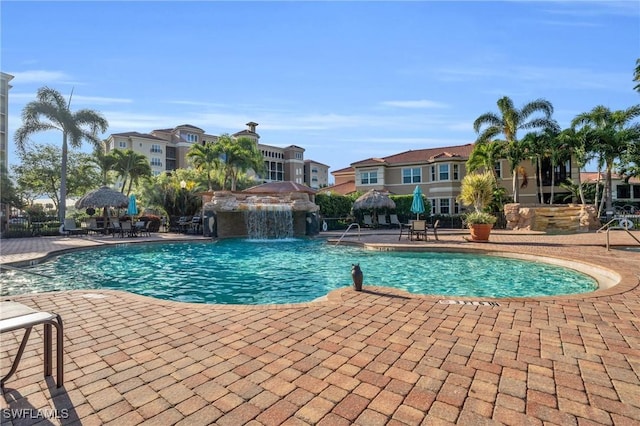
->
[0,229,639,425]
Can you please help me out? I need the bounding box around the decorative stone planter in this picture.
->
[504,203,600,232]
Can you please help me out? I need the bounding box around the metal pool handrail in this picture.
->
[597,218,640,251]
[335,223,361,245]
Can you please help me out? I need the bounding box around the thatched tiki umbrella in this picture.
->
[352,189,396,225]
[75,186,128,223]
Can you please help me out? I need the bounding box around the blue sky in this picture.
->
[2,1,639,179]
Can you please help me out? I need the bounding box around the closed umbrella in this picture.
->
[411,186,425,220]
[127,195,138,216]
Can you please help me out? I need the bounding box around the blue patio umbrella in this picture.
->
[127,194,138,216]
[411,186,425,219]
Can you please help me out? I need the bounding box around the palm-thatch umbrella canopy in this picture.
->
[75,186,128,210]
[353,189,396,210]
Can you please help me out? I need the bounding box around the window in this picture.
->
[186,133,198,143]
[439,164,449,181]
[439,199,450,214]
[494,161,502,178]
[360,171,378,185]
[431,166,436,182]
[151,144,162,153]
[453,164,459,180]
[295,152,303,160]
[430,199,436,215]
[453,200,460,214]
[617,185,631,199]
[402,167,421,184]
[633,185,640,199]
[118,141,127,149]
[150,158,162,167]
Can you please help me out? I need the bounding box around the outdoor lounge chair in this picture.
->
[378,214,391,227]
[389,214,402,228]
[1,301,64,388]
[410,220,427,241]
[62,218,87,236]
[87,218,105,235]
[363,214,374,228]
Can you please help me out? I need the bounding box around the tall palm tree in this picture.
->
[111,149,152,196]
[14,87,108,221]
[186,141,219,191]
[212,135,265,191]
[473,96,556,202]
[571,105,640,213]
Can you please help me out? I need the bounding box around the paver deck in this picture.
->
[0,229,639,425]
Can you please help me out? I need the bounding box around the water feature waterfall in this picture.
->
[244,204,294,239]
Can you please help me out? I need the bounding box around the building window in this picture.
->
[151,144,162,153]
[118,141,127,149]
[633,185,640,199]
[150,158,162,167]
[617,185,631,199]
[454,200,460,214]
[185,133,198,143]
[402,167,421,184]
[439,164,449,181]
[360,171,378,185]
[431,166,436,182]
[439,199,450,214]
[453,164,459,180]
[295,152,303,160]
[494,161,502,178]
[430,199,436,215]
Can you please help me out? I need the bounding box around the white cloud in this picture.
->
[380,100,450,109]
[7,70,74,84]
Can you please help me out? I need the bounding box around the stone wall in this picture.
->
[504,203,600,232]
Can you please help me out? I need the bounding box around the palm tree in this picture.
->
[571,105,640,214]
[466,140,505,179]
[473,96,556,202]
[111,149,152,196]
[90,140,118,186]
[186,141,219,191]
[14,87,108,221]
[634,58,640,93]
[212,135,265,191]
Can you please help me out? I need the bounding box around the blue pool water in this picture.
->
[0,239,598,304]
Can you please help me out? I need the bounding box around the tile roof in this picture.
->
[318,180,356,195]
[351,143,475,167]
[111,131,166,141]
[580,172,640,184]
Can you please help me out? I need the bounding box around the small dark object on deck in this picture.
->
[351,263,363,291]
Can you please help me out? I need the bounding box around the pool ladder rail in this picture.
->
[597,218,640,251]
[335,223,361,246]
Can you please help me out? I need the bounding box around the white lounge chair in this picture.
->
[62,218,87,236]
[363,214,374,228]
[389,214,402,228]
[378,214,391,227]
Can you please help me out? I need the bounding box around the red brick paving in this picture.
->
[0,230,639,425]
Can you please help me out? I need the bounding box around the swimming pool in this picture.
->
[0,239,598,304]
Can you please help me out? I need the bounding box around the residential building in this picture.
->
[304,159,330,189]
[1,72,14,229]
[106,122,325,187]
[580,172,640,209]
[325,143,581,214]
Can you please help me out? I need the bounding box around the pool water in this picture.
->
[0,239,598,304]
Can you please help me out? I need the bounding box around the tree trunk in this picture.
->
[537,157,543,204]
[59,132,68,222]
[605,164,613,213]
[550,162,555,205]
[512,169,519,203]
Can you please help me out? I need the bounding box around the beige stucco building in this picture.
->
[326,143,581,215]
[1,72,14,228]
[105,122,329,188]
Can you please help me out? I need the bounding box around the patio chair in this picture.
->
[410,220,427,241]
[87,218,105,235]
[363,214,374,228]
[378,214,391,227]
[109,218,122,237]
[189,216,202,234]
[121,221,135,237]
[62,218,87,237]
[1,301,64,388]
[389,214,402,228]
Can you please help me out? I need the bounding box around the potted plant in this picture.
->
[458,171,497,242]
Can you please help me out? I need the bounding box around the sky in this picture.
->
[2,1,639,181]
